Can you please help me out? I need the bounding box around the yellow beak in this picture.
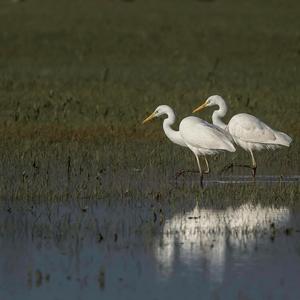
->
[142,112,156,124]
[192,101,208,113]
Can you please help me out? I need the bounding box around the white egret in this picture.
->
[142,105,236,187]
[193,95,292,177]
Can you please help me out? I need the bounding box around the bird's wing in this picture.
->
[229,114,277,144]
[180,117,235,151]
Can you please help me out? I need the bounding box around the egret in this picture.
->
[193,95,292,177]
[142,105,236,187]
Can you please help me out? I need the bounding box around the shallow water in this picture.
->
[1,200,300,300]
[205,175,300,185]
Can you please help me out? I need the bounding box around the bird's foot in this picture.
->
[220,163,252,172]
[220,163,257,178]
[175,169,186,180]
[219,163,234,174]
[175,169,199,180]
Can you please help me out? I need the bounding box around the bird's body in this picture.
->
[227,113,292,151]
[142,105,236,187]
[193,95,292,176]
[179,116,235,155]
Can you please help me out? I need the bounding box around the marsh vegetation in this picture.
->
[0,0,299,299]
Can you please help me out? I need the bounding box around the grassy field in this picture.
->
[0,0,299,203]
[0,4,299,299]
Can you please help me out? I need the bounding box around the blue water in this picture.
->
[1,201,300,300]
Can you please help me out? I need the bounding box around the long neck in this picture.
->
[162,111,186,147]
[212,100,228,130]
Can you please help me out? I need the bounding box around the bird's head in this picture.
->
[192,95,225,113]
[142,105,172,124]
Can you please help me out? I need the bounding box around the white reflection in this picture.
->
[154,204,290,282]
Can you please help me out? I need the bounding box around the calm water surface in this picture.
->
[1,197,300,300]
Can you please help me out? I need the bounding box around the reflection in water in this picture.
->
[1,201,299,300]
[154,204,290,282]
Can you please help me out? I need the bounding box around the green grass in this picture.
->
[0,0,299,203]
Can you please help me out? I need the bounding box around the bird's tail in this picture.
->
[215,125,236,152]
[275,131,292,147]
[223,139,236,152]
[227,142,236,152]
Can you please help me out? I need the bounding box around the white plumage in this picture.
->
[143,105,236,187]
[179,116,235,155]
[228,113,292,150]
[193,95,292,176]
